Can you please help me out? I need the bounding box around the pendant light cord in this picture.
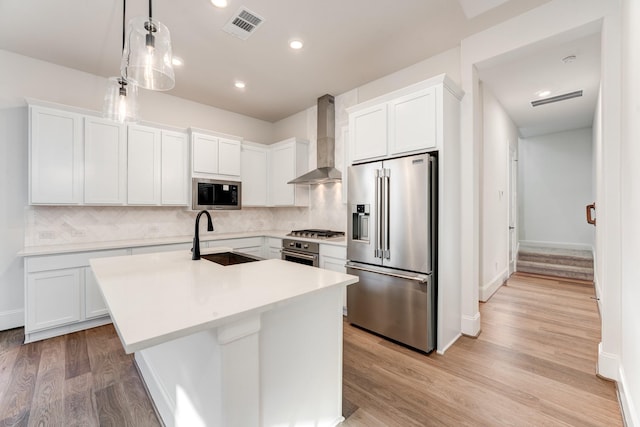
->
[148,0,152,20]
[122,0,126,52]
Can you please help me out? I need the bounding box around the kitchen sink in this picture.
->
[201,251,261,266]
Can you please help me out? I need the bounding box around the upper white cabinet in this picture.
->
[388,87,437,156]
[241,142,269,207]
[84,117,127,204]
[192,131,241,178]
[348,75,460,164]
[128,124,161,205]
[349,104,388,162]
[161,130,189,205]
[128,125,188,206]
[268,138,309,207]
[28,101,189,206]
[29,106,83,204]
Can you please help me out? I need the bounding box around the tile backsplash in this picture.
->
[25,197,346,247]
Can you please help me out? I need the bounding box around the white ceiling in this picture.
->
[477,24,601,138]
[0,0,552,122]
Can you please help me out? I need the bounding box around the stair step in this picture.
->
[517,252,593,268]
[517,260,594,282]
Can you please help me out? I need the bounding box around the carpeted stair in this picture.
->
[517,245,594,282]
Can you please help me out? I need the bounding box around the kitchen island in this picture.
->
[90,247,358,427]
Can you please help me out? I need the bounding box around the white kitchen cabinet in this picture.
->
[161,130,189,205]
[130,242,193,255]
[388,87,437,155]
[218,137,242,176]
[128,125,189,206]
[128,124,161,205]
[241,142,269,207]
[29,105,83,204]
[26,268,82,332]
[269,138,309,207]
[192,131,242,179]
[84,267,108,319]
[23,248,129,343]
[348,76,456,164]
[84,117,127,204]
[319,244,348,313]
[349,104,388,162]
[265,238,282,260]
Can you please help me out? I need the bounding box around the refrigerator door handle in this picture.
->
[375,169,383,258]
[346,262,430,283]
[383,169,391,259]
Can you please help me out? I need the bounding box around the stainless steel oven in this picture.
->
[281,239,319,267]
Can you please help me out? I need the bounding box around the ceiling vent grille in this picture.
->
[531,90,583,107]
[223,7,265,40]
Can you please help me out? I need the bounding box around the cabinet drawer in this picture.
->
[26,249,130,272]
[319,244,347,259]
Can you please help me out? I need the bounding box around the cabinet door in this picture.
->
[389,87,437,155]
[269,144,295,206]
[84,117,127,204]
[29,106,83,204]
[161,130,189,205]
[241,144,268,206]
[218,137,242,176]
[26,268,82,331]
[128,125,161,205]
[85,267,108,319]
[192,133,219,174]
[350,104,387,163]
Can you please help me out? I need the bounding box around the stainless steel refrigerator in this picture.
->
[346,152,437,353]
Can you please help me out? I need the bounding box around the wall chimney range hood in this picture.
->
[288,94,342,184]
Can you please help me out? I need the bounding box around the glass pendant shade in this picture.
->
[103,77,139,123]
[121,16,175,91]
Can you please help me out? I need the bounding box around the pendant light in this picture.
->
[121,0,175,91]
[104,0,139,123]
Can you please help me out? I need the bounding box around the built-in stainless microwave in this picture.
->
[192,178,241,210]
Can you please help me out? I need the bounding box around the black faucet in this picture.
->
[192,210,214,260]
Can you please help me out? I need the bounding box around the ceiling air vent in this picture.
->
[223,7,265,40]
[531,90,583,107]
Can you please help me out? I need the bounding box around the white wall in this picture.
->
[620,0,640,424]
[517,128,594,249]
[479,84,519,301]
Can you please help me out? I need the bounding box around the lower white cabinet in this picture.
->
[26,268,82,331]
[265,238,282,260]
[24,248,129,343]
[319,244,347,313]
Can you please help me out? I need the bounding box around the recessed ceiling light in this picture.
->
[234,81,246,89]
[172,56,184,66]
[537,90,551,98]
[211,0,228,8]
[289,39,304,50]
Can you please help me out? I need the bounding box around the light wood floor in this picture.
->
[0,273,622,426]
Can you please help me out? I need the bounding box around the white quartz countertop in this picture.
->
[19,230,346,256]
[90,247,358,354]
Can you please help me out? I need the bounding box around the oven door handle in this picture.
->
[281,250,318,262]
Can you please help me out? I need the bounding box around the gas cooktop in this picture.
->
[287,229,345,239]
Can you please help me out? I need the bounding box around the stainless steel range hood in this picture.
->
[288,94,342,184]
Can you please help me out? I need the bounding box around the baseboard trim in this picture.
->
[437,332,462,355]
[0,309,24,331]
[519,240,593,251]
[597,342,620,381]
[480,268,508,302]
[461,312,481,337]
[618,365,639,427]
